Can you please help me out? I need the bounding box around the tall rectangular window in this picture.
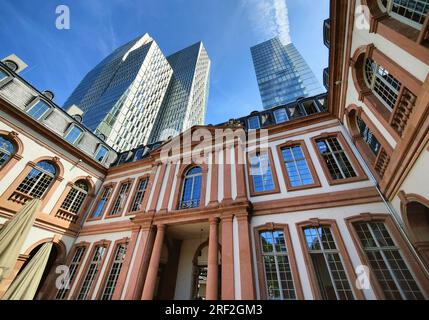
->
[130,178,148,212]
[356,117,381,156]
[281,145,314,188]
[91,186,113,219]
[100,243,128,300]
[303,226,354,300]
[108,182,131,216]
[27,101,50,120]
[56,246,86,300]
[354,221,424,300]
[260,230,296,300]
[77,245,107,300]
[250,152,275,193]
[316,137,357,180]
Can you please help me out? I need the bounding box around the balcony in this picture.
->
[389,87,417,137]
[55,208,79,224]
[179,199,200,210]
[8,190,33,205]
[323,19,330,48]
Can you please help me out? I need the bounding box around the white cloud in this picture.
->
[242,0,291,44]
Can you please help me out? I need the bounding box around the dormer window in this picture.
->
[0,69,8,81]
[133,148,145,161]
[64,125,84,145]
[248,116,261,130]
[95,145,109,163]
[27,100,50,120]
[273,108,289,124]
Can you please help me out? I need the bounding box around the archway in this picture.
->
[191,241,221,300]
[400,193,429,268]
[19,239,66,299]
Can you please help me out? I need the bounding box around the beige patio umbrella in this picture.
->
[2,241,53,300]
[0,198,41,281]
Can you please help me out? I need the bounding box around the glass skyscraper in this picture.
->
[149,42,211,143]
[64,34,210,152]
[251,37,324,110]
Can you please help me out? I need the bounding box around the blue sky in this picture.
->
[0,0,329,125]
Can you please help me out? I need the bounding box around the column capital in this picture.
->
[235,211,249,221]
[220,212,234,222]
[209,216,219,225]
[157,224,167,232]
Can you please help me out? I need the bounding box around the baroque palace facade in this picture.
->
[0,0,429,300]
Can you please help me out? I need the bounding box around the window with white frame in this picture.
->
[250,152,275,192]
[365,58,402,110]
[108,182,131,216]
[95,145,109,163]
[16,161,56,198]
[0,69,8,81]
[77,245,107,300]
[91,186,113,218]
[56,246,86,300]
[260,230,296,300]
[281,145,314,187]
[179,167,202,209]
[60,180,89,215]
[0,135,15,168]
[64,125,84,145]
[379,0,429,29]
[248,116,261,130]
[353,221,424,299]
[101,243,128,300]
[130,178,148,212]
[27,100,50,120]
[303,226,355,300]
[316,137,357,180]
[273,109,289,124]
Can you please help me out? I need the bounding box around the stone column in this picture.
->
[141,224,166,300]
[206,217,219,300]
[236,213,256,299]
[221,213,234,300]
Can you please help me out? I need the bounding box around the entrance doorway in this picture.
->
[192,241,221,300]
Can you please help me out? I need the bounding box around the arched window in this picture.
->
[364,58,402,110]
[379,0,429,30]
[60,180,89,215]
[16,161,57,198]
[0,135,15,168]
[179,166,202,209]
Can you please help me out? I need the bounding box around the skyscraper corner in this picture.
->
[251,37,324,110]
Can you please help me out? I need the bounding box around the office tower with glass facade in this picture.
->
[63,34,174,152]
[149,42,211,143]
[251,37,324,110]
